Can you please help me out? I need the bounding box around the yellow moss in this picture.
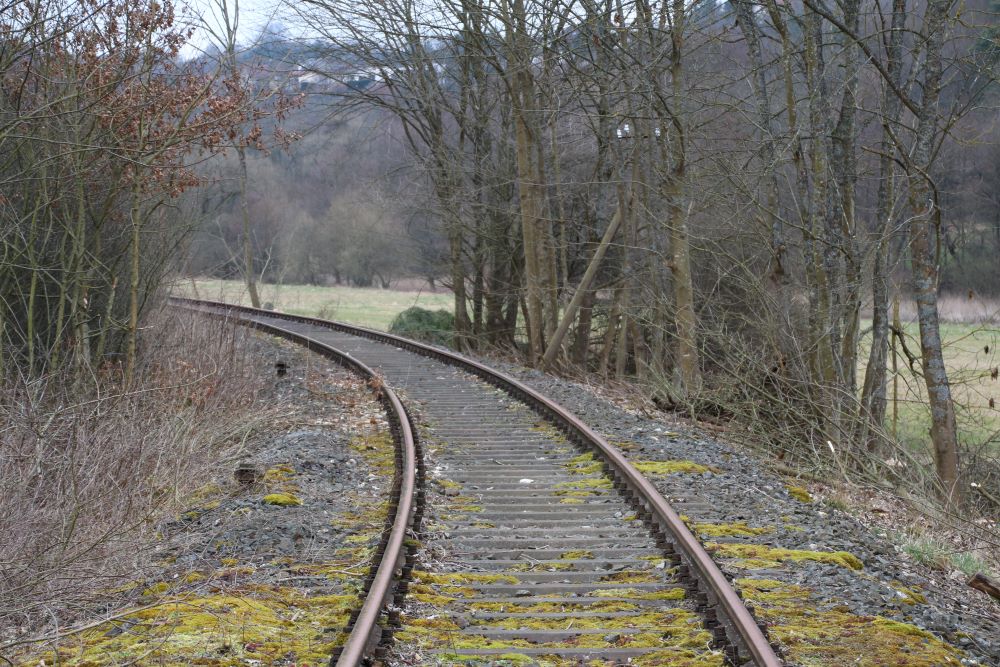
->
[531,421,567,443]
[219,557,239,567]
[561,452,604,475]
[471,521,495,528]
[409,583,477,600]
[633,460,719,475]
[737,578,964,666]
[434,477,462,490]
[350,431,395,475]
[469,600,641,614]
[587,587,686,600]
[413,571,520,585]
[560,550,594,560]
[630,651,725,667]
[262,492,302,507]
[554,489,607,497]
[187,481,223,503]
[510,560,576,572]
[435,653,536,666]
[609,439,641,451]
[890,581,927,605]
[707,542,863,570]
[263,464,295,484]
[553,478,612,490]
[30,587,356,667]
[450,504,484,512]
[786,485,813,503]
[691,522,773,538]
[182,573,205,584]
[482,609,700,632]
[559,497,585,504]
[141,581,171,596]
[599,570,661,584]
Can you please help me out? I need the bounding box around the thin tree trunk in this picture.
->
[237,145,261,308]
[858,0,905,449]
[542,206,623,369]
[908,0,961,501]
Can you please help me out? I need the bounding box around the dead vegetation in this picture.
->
[0,312,275,651]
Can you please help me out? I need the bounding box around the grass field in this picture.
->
[174,278,999,454]
[873,321,1000,455]
[172,278,454,331]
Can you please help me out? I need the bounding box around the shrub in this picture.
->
[389,307,455,347]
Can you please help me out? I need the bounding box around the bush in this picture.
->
[389,307,455,346]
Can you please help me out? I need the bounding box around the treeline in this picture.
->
[185,109,447,288]
[275,0,1000,502]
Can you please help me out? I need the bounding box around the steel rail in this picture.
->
[172,297,783,667]
[172,299,419,667]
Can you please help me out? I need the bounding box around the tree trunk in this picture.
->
[908,0,961,501]
[542,206,623,369]
[857,0,905,450]
[237,144,261,309]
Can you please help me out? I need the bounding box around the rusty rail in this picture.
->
[172,296,783,667]
[171,299,421,667]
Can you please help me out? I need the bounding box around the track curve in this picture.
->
[172,297,782,667]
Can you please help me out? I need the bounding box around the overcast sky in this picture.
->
[180,0,300,58]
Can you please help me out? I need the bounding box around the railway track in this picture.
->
[173,297,782,667]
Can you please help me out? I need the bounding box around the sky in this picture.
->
[179,0,299,58]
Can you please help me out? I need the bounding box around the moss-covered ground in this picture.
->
[737,578,965,666]
[20,412,397,667]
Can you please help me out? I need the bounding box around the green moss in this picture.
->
[707,543,863,571]
[633,460,719,475]
[737,578,964,666]
[691,522,773,538]
[786,485,813,503]
[262,492,302,507]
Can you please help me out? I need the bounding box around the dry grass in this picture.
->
[0,309,274,642]
[172,277,454,331]
[891,294,1000,324]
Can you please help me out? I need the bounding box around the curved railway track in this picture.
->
[172,297,782,667]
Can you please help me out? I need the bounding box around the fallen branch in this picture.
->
[968,573,1000,604]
